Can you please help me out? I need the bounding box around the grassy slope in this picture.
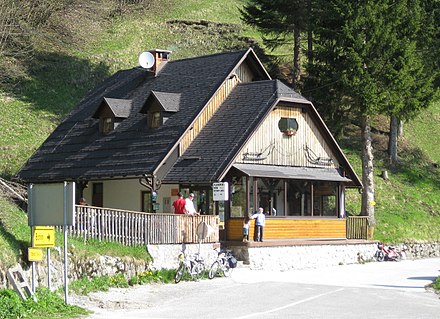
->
[0,0,439,267]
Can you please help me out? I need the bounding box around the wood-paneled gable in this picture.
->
[180,76,240,154]
[235,61,254,83]
[234,106,339,168]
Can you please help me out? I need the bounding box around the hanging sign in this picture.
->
[213,182,229,201]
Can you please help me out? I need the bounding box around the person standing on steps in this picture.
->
[242,215,250,242]
[251,207,265,242]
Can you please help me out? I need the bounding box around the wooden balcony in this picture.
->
[67,205,220,246]
[226,216,369,241]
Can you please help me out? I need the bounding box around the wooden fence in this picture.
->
[67,205,220,246]
[346,216,369,239]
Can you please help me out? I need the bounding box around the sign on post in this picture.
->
[28,248,43,262]
[32,226,55,248]
[28,182,76,226]
[213,182,229,201]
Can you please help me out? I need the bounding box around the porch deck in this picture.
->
[223,238,375,248]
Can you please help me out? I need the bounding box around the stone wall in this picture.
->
[0,248,150,291]
[1,241,439,290]
[147,243,220,270]
[229,243,377,271]
[398,241,440,259]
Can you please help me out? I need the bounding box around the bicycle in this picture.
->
[208,249,237,279]
[375,242,405,262]
[174,251,205,283]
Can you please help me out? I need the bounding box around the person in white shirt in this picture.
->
[184,193,199,216]
[251,207,266,242]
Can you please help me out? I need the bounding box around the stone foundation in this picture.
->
[1,241,439,290]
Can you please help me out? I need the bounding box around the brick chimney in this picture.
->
[150,49,171,74]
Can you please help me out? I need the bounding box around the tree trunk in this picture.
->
[360,115,376,226]
[398,118,404,137]
[307,0,313,64]
[292,26,301,88]
[388,114,398,167]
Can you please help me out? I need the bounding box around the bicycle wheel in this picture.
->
[223,261,232,277]
[175,262,185,283]
[193,261,204,280]
[208,261,220,279]
[376,251,385,262]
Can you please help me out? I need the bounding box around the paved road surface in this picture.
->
[72,258,440,318]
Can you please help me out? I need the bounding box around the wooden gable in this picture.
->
[234,102,339,169]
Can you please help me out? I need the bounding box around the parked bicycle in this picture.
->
[174,251,205,283]
[208,249,237,279]
[375,242,405,262]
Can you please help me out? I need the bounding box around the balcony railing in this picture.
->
[67,205,220,246]
[346,216,369,239]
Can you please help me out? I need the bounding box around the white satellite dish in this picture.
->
[138,51,155,69]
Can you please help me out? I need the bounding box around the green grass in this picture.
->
[0,288,89,319]
[405,100,440,163]
[69,269,176,296]
[433,277,440,292]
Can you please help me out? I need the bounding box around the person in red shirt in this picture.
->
[172,192,186,214]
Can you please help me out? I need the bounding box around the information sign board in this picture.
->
[213,182,229,201]
[33,226,55,248]
[28,248,43,262]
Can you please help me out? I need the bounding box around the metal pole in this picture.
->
[47,248,51,290]
[29,184,36,293]
[63,181,69,304]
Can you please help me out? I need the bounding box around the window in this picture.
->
[101,117,113,134]
[278,117,299,136]
[151,111,161,128]
[141,191,152,213]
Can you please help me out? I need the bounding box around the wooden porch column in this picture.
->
[246,176,251,215]
[311,183,314,216]
[339,185,346,218]
[253,178,258,213]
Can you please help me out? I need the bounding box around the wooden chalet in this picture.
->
[16,48,363,245]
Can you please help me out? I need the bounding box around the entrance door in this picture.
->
[92,183,103,207]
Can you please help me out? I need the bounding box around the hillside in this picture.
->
[0,0,439,266]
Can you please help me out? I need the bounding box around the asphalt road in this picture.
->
[73,258,440,319]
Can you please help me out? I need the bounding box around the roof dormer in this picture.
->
[92,98,132,134]
[140,91,181,128]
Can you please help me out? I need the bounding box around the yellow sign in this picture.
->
[28,247,43,261]
[33,226,55,247]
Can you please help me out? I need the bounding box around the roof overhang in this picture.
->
[232,163,352,183]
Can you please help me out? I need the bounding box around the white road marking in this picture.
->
[235,288,345,318]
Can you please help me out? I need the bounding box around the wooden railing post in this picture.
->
[346,216,369,240]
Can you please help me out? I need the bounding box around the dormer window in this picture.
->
[92,98,132,134]
[101,117,113,134]
[140,91,181,129]
[151,111,161,128]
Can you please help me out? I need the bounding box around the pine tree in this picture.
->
[240,0,314,87]
[306,0,438,223]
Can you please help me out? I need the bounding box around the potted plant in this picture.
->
[284,128,297,136]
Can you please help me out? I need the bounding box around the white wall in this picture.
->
[82,179,180,213]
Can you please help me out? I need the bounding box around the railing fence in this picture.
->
[64,205,219,246]
[346,216,369,239]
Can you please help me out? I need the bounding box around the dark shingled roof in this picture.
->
[93,98,133,118]
[163,80,307,183]
[150,91,181,112]
[16,50,253,182]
